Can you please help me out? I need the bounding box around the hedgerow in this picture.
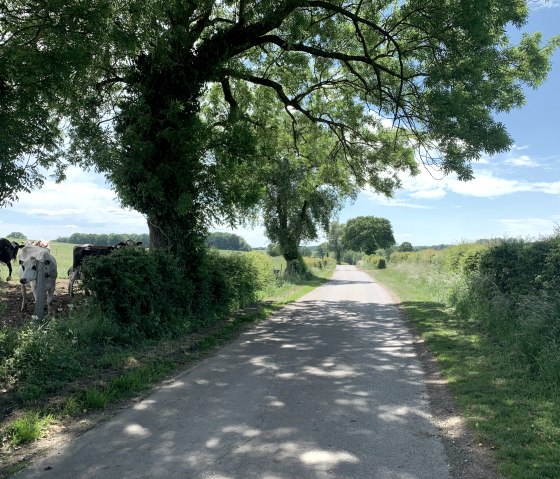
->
[379,235,560,387]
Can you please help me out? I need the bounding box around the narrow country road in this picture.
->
[17,266,453,479]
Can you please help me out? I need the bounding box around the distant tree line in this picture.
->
[54,233,149,247]
[207,232,251,251]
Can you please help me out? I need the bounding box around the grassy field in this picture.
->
[363,263,560,479]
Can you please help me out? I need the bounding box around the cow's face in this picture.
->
[19,257,52,284]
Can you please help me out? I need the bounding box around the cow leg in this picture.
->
[30,281,37,302]
[68,268,74,296]
[68,268,79,297]
[6,262,12,281]
[46,286,54,315]
[20,283,27,311]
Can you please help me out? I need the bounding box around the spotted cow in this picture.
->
[18,245,58,315]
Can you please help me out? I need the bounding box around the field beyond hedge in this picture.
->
[360,237,560,479]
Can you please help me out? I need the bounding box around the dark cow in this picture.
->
[68,241,143,296]
[115,240,143,249]
[68,245,114,296]
[0,238,23,281]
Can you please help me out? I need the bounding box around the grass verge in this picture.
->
[365,265,560,479]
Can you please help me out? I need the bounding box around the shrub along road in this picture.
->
[15,266,497,479]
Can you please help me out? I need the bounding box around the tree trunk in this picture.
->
[148,219,174,251]
[279,237,305,275]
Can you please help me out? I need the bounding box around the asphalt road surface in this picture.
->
[17,265,452,479]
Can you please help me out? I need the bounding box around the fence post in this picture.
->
[33,260,45,319]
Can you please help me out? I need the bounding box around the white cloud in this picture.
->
[409,188,446,200]
[381,167,560,201]
[497,218,558,239]
[529,0,560,9]
[7,166,147,239]
[447,171,528,197]
[504,155,540,168]
[364,189,432,209]
[534,181,560,195]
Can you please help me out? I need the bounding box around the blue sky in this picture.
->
[2,2,559,248]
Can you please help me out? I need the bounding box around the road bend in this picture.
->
[17,265,451,479]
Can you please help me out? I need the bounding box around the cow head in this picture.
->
[19,257,52,284]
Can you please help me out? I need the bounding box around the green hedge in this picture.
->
[81,248,192,339]
[390,243,489,274]
[388,235,560,386]
[361,254,386,269]
[80,248,280,339]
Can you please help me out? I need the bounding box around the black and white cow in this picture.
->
[18,245,58,315]
[0,238,23,281]
[115,240,143,249]
[68,241,144,296]
[68,245,114,296]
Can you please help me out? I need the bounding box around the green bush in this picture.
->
[449,235,560,385]
[81,248,192,339]
[205,251,275,313]
[341,250,364,265]
[381,235,560,386]
[5,411,51,446]
[361,254,386,269]
[303,256,337,270]
[1,320,85,399]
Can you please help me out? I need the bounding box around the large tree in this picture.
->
[343,216,396,254]
[247,90,414,269]
[2,0,558,266]
[328,221,346,264]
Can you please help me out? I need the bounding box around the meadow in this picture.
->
[360,238,560,479]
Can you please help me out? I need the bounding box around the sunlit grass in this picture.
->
[5,412,52,447]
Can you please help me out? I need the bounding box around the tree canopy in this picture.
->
[207,232,251,251]
[6,232,26,240]
[343,216,396,254]
[2,0,558,265]
[398,241,414,252]
[252,91,413,266]
[54,232,149,247]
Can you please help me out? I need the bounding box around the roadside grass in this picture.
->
[0,263,334,459]
[365,264,560,479]
[4,412,52,447]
